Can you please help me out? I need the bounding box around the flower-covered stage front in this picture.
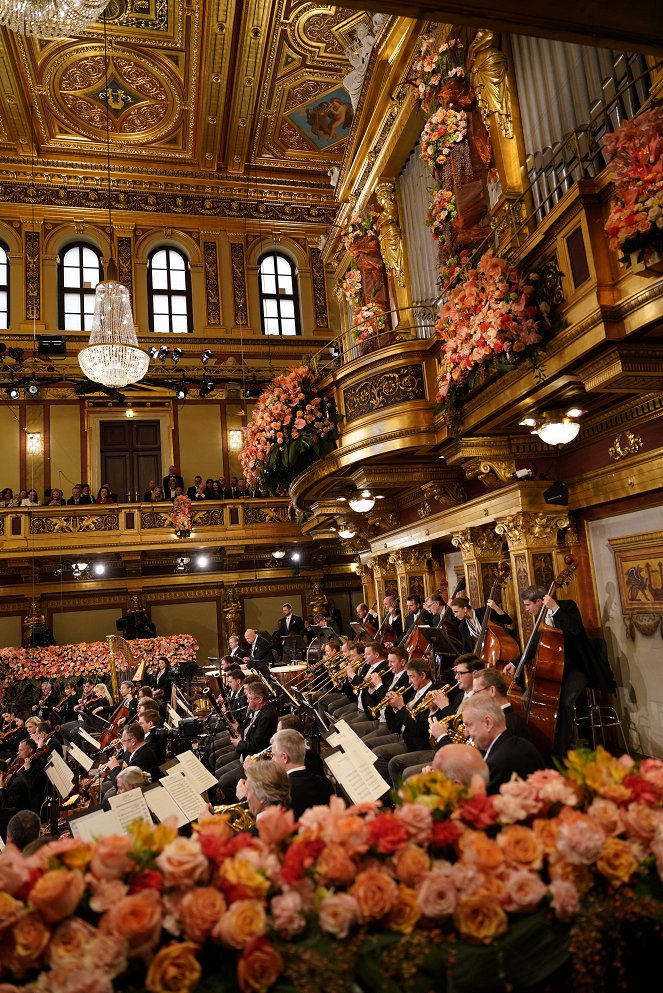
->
[0,748,661,992]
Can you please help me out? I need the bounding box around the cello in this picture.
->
[474,561,520,671]
[508,556,577,757]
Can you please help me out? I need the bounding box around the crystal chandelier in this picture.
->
[0,0,108,38]
[77,12,149,390]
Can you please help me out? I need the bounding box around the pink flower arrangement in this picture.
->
[352,301,387,343]
[421,106,467,172]
[0,748,661,991]
[239,366,339,494]
[603,108,663,262]
[411,35,465,111]
[343,211,380,251]
[341,267,362,303]
[172,494,193,538]
[426,186,457,242]
[0,634,198,685]
[435,250,545,405]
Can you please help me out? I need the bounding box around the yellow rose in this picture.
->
[386,885,420,934]
[532,817,558,854]
[596,837,639,887]
[0,893,22,934]
[237,939,284,993]
[7,912,51,971]
[458,831,504,873]
[454,893,508,944]
[214,899,267,949]
[146,941,202,993]
[497,825,544,871]
[222,856,270,896]
[393,845,431,887]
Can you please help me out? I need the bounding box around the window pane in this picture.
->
[83,266,99,288]
[64,292,81,314]
[152,250,167,270]
[62,247,80,266]
[82,247,98,268]
[64,313,80,331]
[171,315,188,333]
[276,256,291,276]
[171,296,187,315]
[63,267,81,288]
[83,295,95,314]
[170,270,186,291]
[264,318,280,335]
[280,300,294,319]
[281,320,297,336]
[153,314,170,333]
[261,256,275,276]
[169,251,185,270]
[263,298,278,318]
[82,312,94,332]
[153,294,170,314]
[151,269,168,289]
[0,263,7,282]
[261,273,276,295]
[278,276,293,295]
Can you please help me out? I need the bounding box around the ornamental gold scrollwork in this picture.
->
[421,480,467,508]
[465,459,516,489]
[343,365,425,422]
[451,525,503,558]
[203,241,221,326]
[193,509,226,527]
[609,431,643,462]
[140,512,170,530]
[30,514,120,535]
[626,614,661,639]
[244,506,290,525]
[388,547,431,572]
[495,512,570,547]
[417,502,431,518]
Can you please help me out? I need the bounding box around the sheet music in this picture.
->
[324,751,389,804]
[166,705,181,727]
[173,749,218,793]
[68,741,95,772]
[108,788,154,831]
[330,719,380,763]
[0,836,5,851]
[70,808,124,841]
[45,751,75,798]
[78,728,102,751]
[144,784,189,828]
[160,774,205,822]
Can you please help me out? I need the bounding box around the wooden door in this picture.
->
[100,420,161,501]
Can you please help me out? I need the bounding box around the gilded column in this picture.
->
[223,586,243,641]
[358,564,377,612]
[451,526,511,617]
[366,553,397,612]
[387,547,434,611]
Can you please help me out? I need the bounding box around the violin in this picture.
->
[473,561,520,670]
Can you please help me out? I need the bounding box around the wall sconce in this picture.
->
[26,432,42,455]
[228,429,243,452]
[519,407,584,447]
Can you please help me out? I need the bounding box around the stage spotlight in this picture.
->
[92,562,106,576]
[148,346,158,359]
[175,383,188,400]
[8,347,24,363]
[157,346,169,362]
[201,349,213,364]
[27,376,40,397]
[7,385,20,400]
[199,377,214,397]
[291,551,301,562]
[172,347,183,365]
[196,554,209,568]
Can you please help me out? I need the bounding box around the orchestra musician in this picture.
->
[342,641,391,725]
[381,595,403,644]
[242,629,275,678]
[152,657,173,702]
[353,646,413,741]
[277,603,305,649]
[103,722,161,799]
[228,634,244,661]
[356,602,379,628]
[269,729,334,818]
[53,681,78,722]
[450,595,513,654]
[216,681,278,802]
[32,681,59,722]
[372,659,436,790]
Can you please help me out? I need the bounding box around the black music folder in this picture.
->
[418,626,459,656]
[350,621,372,641]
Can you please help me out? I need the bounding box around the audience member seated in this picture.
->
[46,488,64,506]
[237,760,291,824]
[162,465,184,493]
[143,480,157,500]
[0,488,16,507]
[188,476,207,500]
[210,480,223,499]
[6,809,41,851]
[149,485,166,502]
[96,485,115,505]
[21,489,39,506]
[270,728,333,818]
[67,484,92,505]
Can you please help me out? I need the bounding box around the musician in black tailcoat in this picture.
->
[450,596,513,654]
[243,628,275,678]
[460,694,546,794]
[216,682,278,801]
[381,595,403,643]
[270,729,334,818]
[372,659,435,787]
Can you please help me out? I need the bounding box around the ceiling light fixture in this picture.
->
[175,383,188,400]
[535,417,581,446]
[7,385,20,400]
[92,562,106,576]
[148,346,158,359]
[348,489,376,513]
[272,549,286,559]
[196,554,209,568]
[337,524,356,539]
[172,347,183,365]
[291,551,301,562]
[77,14,148,390]
[0,0,108,38]
[27,376,40,397]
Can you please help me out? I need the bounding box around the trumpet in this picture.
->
[368,686,406,717]
[352,675,376,695]
[409,682,455,716]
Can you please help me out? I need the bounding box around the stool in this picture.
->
[577,688,629,754]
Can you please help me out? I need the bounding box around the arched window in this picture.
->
[147,246,192,333]
[58,243,102,332]
[0,242,8,330]
[258,251,300,336]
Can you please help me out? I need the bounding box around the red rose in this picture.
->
[280,840,325,885]
[366,813,410,853]
[431,820,462,848]
[459,795,498,830]
[130,870,165,893]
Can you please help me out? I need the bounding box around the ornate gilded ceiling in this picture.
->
[0,1,380,196]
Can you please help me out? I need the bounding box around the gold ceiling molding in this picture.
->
[577,345,663,393]
[451,525,503,558]
[494,512,570,548]
[609,431,643,462]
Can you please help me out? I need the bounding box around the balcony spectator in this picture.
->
[210,480,223,499]
[217,477,227,496]
[143,479,157,500]
[165,475,179,499]
[149,485,166,502]
[225,476,240,499]
[81,483,93,501]
[67,484,92,506]
[21,489,39,506]
[162,465,183,493]
[0,487,15,507]
[46,488,63,506]
[188,475,207,500]
[96,485,115,505]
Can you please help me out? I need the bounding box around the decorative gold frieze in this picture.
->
[117,237,134,308]
[230,242,248,327]
[140,512,171,530]
[243,506,291,525]
[25,230,40,321]
[309,246,329,327]
[420,480,466,508]
[495,512,570,547]
[464,458,516,489]
[388,547,431,572]
[609,431,643,461]
[203,241,221,326]
[451,525,503,558]
[30,513,120,535]
[343,365,425,422]
[193,508,226,527]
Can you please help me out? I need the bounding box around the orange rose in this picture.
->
[315,843,357,885]
[221,855,270,897]
[532,817,558,854]
[350,868,398,921]
[214,899,267,949]
[90,836,134,881]
[237,938,283,993]
[28,868,85,922]
[497,825,544,871]
[7,911,51,972]
[548,853,593,895]
[459,831,504,873]
[386,885,420,934]
[100,888,163,958]
[596,837,639,887]
[393,845,431,887]
[454,893,508,944]
[195,814,234,842]
[145,941,201,993]
[156,838,208,888]
[49,917,127,978]
[0,893,22,934]
[180,886,226,944]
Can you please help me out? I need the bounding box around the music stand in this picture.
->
[315,625,337,644]
[350,621,372,643]
[290,685,330,734]
[282,633,306,663]
[418,626,459,681]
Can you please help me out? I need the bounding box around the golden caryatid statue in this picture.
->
[467,29,514,139]
[374,181,406,288]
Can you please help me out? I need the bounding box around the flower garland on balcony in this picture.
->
[343,210,380,250]
[435,249,548,418]
[420,105,468,173]
[0,747,661,993]
[172,493,193,538]
[603,108,663,265]
[239,366,339,495]
[411,35,465,112]
[352,300,387,343]
[341,266,362,303]
[426,185,457,250]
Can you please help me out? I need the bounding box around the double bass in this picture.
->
[474,561,520,670]
[508,556,577,756]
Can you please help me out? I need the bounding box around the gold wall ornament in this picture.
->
[203,241,221,326]
[420,479,467,508]
[626,614,661,639]
[417,501,432,518]
[375,180,406,287]
[343,365,425,421]
[25,230,40,321]
[309,246,329,327]
[29,513,120,535]
[494,512,570,548]
[307,581,327,619]
[223,586,242,640]
[467,29,514,139]
[465,458,516,489]
[609,431,643,461]
[451,525,503,558]
[117,237,134,308]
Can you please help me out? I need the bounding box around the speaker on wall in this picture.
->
[37,335,66,359]
[543,480,569,505]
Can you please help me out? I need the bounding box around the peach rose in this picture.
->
[31,966,115,993]
[454,893,508,944]
[99,888,163,958]
[549,878,580,921]
[548,853,593,895]
[178,886,226,944]
[417,866,457,918]
[50,918,126,978]
[38,837,93,871]
[386,885,420,933]
[458,830,504,872]
[532,817,558,854]
[393,845,431,886]
[237,938,284,993]
[587,798,622,839]
[89,836,134,881]
[221,855,270,897]
[270,891,306,939]
[255,805,296,846]
[395,803,433,845]
[0,893,22,934]
[350,868,398,921]
[145,941,201,993]
[214,899,267,949]
[492,779,541,822]
[497,825,544,871]
[156,838,208,888]
[0,847,30,897]
[28,868,85,923]
[501,869,547,912]
[195,814,234,842]
[622,802,663,845]
[596,837,639,887]
[317,892,359,938]
[556,814,603,865]
[87,877,129,914]
[6,911,51,972]
[315,843,357,885]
